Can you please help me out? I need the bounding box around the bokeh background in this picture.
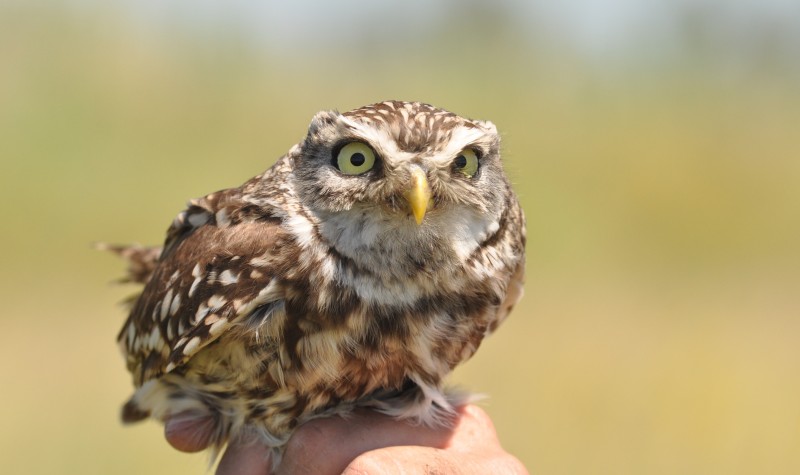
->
[2,1,799,474]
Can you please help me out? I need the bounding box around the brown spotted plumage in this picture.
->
[109,100,526,465]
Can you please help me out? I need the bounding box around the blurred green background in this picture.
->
[2,1,799,474]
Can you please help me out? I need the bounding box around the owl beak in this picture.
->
[404,167,432,225]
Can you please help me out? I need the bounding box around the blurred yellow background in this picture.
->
[2,1,799,474]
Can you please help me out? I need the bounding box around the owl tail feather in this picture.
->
[121,398,150,423]
[95,242,162,285]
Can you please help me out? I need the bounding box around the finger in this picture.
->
[164,411,216,453]
[277,409,455,475]
[445,405,501,452]
[216,440,272,475]
[344,446,448,475]
[346,445,529,475]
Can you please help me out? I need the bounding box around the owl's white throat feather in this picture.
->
[310,203,497,293]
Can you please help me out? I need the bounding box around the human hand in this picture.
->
[165,405,528,475]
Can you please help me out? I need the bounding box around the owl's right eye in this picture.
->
[334,142,376,175]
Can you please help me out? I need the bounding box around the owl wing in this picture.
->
[487,194,527,334]
[489,257,525,334]
[118,188,289,386]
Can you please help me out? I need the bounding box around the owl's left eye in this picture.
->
[334,142,376,175]
[453,148,479,178]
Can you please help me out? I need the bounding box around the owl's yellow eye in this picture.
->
[453,148,479,178]
[335,142,376,175]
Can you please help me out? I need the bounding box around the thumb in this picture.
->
[164,411,217,453]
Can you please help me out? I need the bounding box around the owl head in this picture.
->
[290,101,510,269]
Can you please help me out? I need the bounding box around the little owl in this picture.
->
[108,100,526,465]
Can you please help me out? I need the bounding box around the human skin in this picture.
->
[164,405,528,475]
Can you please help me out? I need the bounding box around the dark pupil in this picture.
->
[350,152,366,167]
[455,155,467,168]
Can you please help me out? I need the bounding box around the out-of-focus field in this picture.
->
[1,4,799,474]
